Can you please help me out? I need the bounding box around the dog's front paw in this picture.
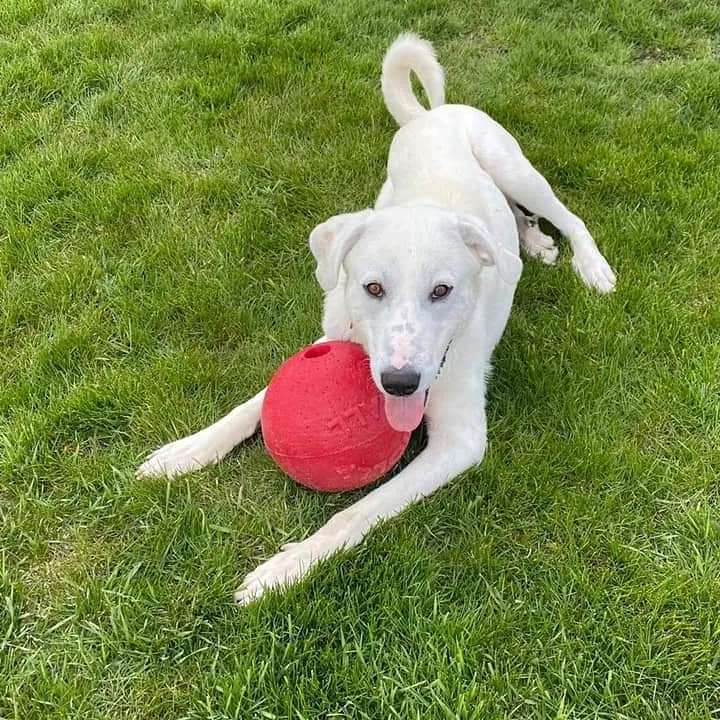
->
[233,516,361,605]
[136,429,226,479]
[233,539,327,605]
[572,250,616,293]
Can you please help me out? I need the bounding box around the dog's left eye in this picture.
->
[430,284,452,301]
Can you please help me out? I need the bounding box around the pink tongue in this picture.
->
[384,395,425,432]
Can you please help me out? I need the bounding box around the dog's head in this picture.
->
[309,205,521,431]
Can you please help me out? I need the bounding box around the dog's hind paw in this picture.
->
[522,225,559,265]
[572,250,616,293]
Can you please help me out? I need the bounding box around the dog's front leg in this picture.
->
[137,337,330,479]
[136,388,267,479]
[234,412,487,605]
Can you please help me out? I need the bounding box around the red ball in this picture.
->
[261,341,410,492]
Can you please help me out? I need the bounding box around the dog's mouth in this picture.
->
[381,341,452,432]
[383,393,426,432]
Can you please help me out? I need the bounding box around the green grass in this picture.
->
[1,0,719,717]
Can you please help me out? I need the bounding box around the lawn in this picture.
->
[1,0,720,717]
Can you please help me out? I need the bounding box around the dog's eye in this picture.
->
[364,282,384,298]
[430,284,452,301]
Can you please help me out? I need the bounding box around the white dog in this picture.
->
[138,34,616,604]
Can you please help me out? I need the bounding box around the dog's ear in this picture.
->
[456,214,523,285]
[309,209,374,291]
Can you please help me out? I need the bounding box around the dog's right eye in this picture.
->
[363,283,385,298]
[364,282,385,298]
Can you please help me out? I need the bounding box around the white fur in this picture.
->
[381,33,445,126]
[137,35,616,604]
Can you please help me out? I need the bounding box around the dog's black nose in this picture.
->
[381,369,421,396]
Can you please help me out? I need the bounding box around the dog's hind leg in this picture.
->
[512,203,559,265]
[471,121,615,292]
[502,166,615,291]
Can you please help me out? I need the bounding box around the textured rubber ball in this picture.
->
[261,341,411,492]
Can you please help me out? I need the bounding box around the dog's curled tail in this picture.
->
[381,33,445,126]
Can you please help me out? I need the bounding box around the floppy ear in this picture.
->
[308,209,374,291]
[456,214,523,285]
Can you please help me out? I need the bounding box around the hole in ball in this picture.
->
[304,344,331,359]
